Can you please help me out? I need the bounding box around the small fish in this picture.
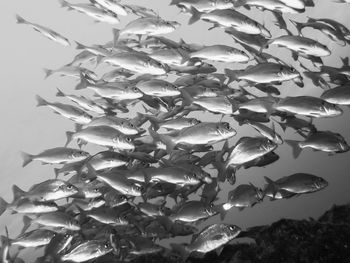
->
[86,207,128,225]
[285,130,350,158]
[169,201,217,223]
[189,8,271,38]
[65,126,135,150]
[264,173,328,195]
[44,66,97,80]
[36,95,92,125]
[136,79,180,97]
[40,233,73,261]
[119,17,180,36]
[8,229,55,248]
[225,63,300,84]
[61,240,112,262]
[59,0,120,25]
[22,212,80,232]
[0,197,58,216]
[234,0,303,14]
[223,184,263,211]
[170,0,235,13]
[20,147,89,167]
[190,45,249,63]
[15,179,78,202]
[15,14,70,46]
[245,121,283,144]
[275,96,343,118]
[84,116,142,135]
[172,224,241,259]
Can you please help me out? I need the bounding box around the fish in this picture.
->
[150,122,236,151]
[225,63,300,84]
[136,79,181,97]
[91,0,128,16]
[36,95,92,124]
[61,240,113,262]
[245,121,283,144]
[84,116,142,135]
[234,0,304,14]
[188,8,271,38]
[20,147,89,167]
[274,96,343,118]
[44,66,97,79]
[264,173,328,196]
[170,0,235,13]
[65,126,135,150]
[7,229,56,248]
[285,130,350,158]
[15,15,70,46]
[190,45,250,63]
[172,224,241,259]
[0,197,58,216]
[59,0,120,25]
[119,17,180,36]
[169,201,217,223]
[223,184,263,212]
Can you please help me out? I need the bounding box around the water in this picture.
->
[1,0,350,261]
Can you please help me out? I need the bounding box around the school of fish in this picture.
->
[1,0,350,262]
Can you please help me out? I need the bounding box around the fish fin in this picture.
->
[55,88,65,97]
[75,73,88,90]
[149,128,176,153]
[21,216,32,234]
[285,140,302,158]
[224,69,239,84]
[43,68,53,79]
[188,7,201,25]
[112,29,120,48]
[170,243,190,261]
[217,204,228,221]
[12,185,26,202]
[341,56,349,66]
[75,41,86,50]
[143,114,161,131]
[53,168,60,178]
[15,14,27,24]
[169,0,181,5]
[180,89,193,107]
[263,176,278,198]
[35,95,48,107]
[0,197,9,216]
[20,151,34,167]
[65,131,74,147]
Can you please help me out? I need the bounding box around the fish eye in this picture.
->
[133,87,139,92]
[65,234,70,238]
[66,184,73,190]
[223,122,231,130]
[120,195,127,200]
[94,188,99,193]
[229,226,235,231]
[130,123,135,128]
[290,67,296,72]
[104,243,110,249]
[126,137,132,142]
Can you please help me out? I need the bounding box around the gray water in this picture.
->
[1,0,350,260]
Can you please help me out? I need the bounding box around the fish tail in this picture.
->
[56,88,65,97]
[58,0,70,8]
[170,243,190,261]
[15,14,27,24]
[289,19,304,35]
[35,95,48,107]
[53,168,60,178]
[42,68,53,79]
[20,151,34,167]
[75,73,88,90]
[188,7,202,25]
[12,185,26,202]
[75,41,86,50]
[217,203,229,220]
[21,216,32,234]
[65,131,74,147]
[150,128,176,153]
[277,121,287,132]
[0,197,9,216]
[112,28,120,47]
[224,69,238,84]
[180,89,193,107]
[263,176,279,199]
[144,115,161,131]
[285,140,302,158]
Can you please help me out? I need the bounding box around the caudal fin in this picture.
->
[285,140,302,158]
[149,128,176,153]
[35,95,48,107]
[112,29,120,48]
[0,197,9,216]
[289,19,304,35]
[170,243,191,261]
[65,131,74,147]
[12,185,26,202]
[224,69,239,84]
[263,176,279,199]
[21,216,32,234]
[188,7,201,25]
[43,68,53,79]
[56,88,65,97]
[20,151,34,167]
[15,14,27,24]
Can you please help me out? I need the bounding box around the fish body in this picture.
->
[169,201,217,222]
[61,240,112,262]
[234,0,303,14]
[223,184,263,211]
[92,0,128,16]
[10,229,55,248]
[85,116,141,135]
[275,96,343,118]
[24,212,80,231]
[16,15,70,46]
[136,79,180,97]
[66,126,135,150]
[190,45,249,63]
[189,8,271,38]
[170,0,235,12]
[321,85,350,105]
